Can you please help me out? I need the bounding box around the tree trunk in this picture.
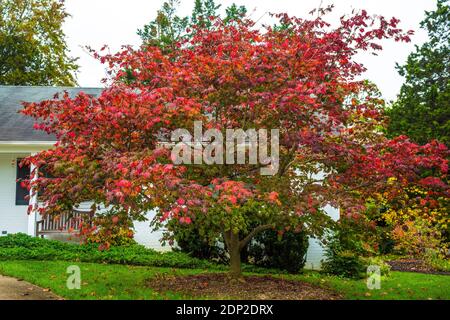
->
[223,225,273,279]
[229,231,241,278]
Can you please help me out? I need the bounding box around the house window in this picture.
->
[15,159,30,206]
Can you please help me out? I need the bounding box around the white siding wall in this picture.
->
[0,154,29,235]
[74,202,168,251]
[304,204,340,270]
[133,211,170,252]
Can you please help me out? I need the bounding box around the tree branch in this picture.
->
[239,224,273,250]
[222,229,231,249]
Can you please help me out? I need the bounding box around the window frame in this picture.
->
[15,158,30,206]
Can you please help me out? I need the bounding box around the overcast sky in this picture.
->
[64,0,437,102]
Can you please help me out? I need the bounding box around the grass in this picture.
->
[289,270,450,300]
[0,260,205,300]
[0,260,449,300]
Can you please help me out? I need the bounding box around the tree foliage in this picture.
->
[386,0,450,146]
[137,0,190,50]
[0,0,78,86]
[137,0,246,50]
[22,9,449,277]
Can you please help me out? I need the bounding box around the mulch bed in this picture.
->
[387,259,450,276]
[146,273,342,300]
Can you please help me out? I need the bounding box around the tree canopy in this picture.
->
[386,0,450,146]
[22,9,449,277]
[0,0,78,86]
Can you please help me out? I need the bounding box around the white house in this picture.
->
[0,85,338,269]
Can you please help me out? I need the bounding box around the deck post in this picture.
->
[27,157,38,236]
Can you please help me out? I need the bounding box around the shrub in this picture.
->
[322,249,367,279]
[246,229,308,273]
[168,221,227,262]
[321,227,393,279]
[169,219,309,273]
[392,219,445,256]
[85,215,137,248]
[361,256,391,276]
[0,233,216,269]
[322,251,391,279]
[86,226,137,248]
[424,249,450,272]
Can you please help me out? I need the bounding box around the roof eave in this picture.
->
[0,141,56,145]
[0,141,56,154]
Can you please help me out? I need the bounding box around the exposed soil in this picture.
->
[387,259,450,276]
[146,273,342,300]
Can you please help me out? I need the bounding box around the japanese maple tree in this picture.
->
[22,9,448,277]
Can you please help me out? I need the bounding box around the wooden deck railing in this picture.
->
[35,209,94,237]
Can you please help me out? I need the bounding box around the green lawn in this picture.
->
[289,270,450,300]
[0,260,449,300]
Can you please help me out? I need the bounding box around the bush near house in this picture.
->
[322,250,367,279]
[322,249,392,279]
[246,229,309,273]
[321,219,391,279]
[168,220,228,262]
[172,223,309,273]
[0,234,214,269]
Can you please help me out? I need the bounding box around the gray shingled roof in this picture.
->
[0,86,102,142]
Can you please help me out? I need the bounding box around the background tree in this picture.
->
[190,0,221,27]
[383,1,450,251]
[137,0,189,51]
[386,0,449,146]
[23,10,448,278]
[137,0,247,49]
[0,0,78,86]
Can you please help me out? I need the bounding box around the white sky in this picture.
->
[64,0,437,102]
